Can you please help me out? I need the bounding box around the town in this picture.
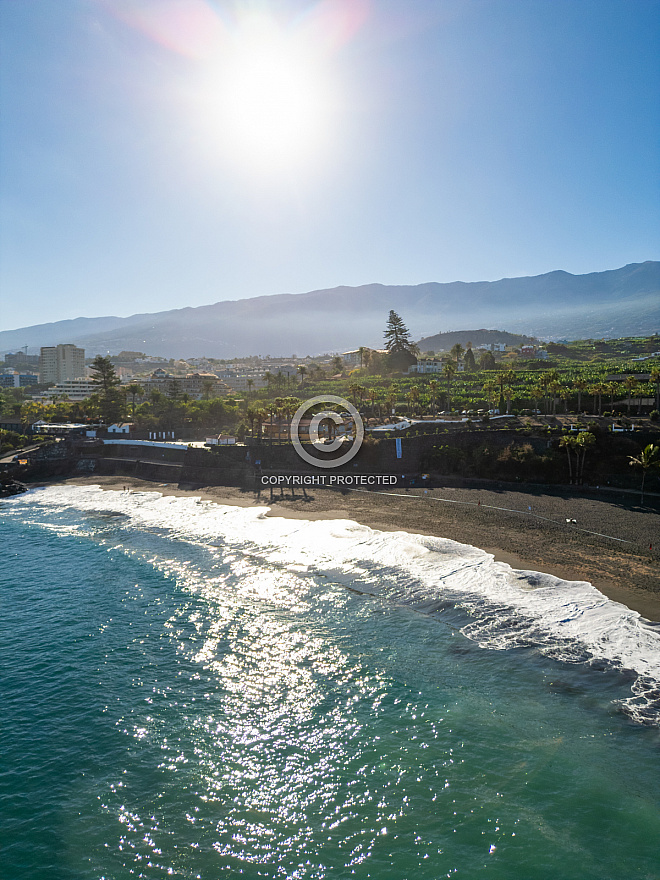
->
[1,315,659,497]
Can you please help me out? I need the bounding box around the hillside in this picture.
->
[1,262,657,358]
[417,329,538,352]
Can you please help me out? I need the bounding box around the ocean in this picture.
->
[1,484,659,880]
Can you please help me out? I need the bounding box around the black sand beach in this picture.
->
[53,476,660,621]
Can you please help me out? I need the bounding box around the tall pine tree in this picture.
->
[384,311,418,372]
[90,355,126,424]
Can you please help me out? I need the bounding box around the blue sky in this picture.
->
[1,0,659,331]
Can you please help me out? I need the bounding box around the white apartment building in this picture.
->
[40,344,85,384]
[408,356,466,375]
[409,357,444,374]
[217,371,268,393]
[34,377,99,402]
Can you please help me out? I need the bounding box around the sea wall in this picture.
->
[14,427,660,494]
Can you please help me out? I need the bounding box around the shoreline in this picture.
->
[36,475,660,622]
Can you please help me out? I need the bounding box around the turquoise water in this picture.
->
[1,486,659,879]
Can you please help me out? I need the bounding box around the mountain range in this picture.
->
[2,262,658,359]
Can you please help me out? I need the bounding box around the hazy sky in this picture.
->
[1,0,659,331]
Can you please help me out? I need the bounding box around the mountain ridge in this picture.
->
[2,261,657,358]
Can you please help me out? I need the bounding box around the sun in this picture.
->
[108,0,369,179]
[209,14,334,174]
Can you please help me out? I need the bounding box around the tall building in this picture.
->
[39,344,85,384]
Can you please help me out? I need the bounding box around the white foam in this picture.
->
[11,484,660,722]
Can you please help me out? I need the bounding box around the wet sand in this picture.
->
[52,475,660,621]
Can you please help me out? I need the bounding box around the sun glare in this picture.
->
[108,0,369,179]
[209,15,334,174]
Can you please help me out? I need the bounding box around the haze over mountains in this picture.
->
[2,262,658,358]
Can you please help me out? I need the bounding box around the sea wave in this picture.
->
[6,484,660,725]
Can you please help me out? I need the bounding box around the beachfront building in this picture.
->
[39,344,85,384]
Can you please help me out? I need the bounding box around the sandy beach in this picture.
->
[48,475,660,621]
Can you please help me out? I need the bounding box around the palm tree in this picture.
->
[595,382,607,417]
[577,431,596,482]
[443,363,456,410]
[407,385,421,416]
[651,367,660,411]
[450,343,464,367]
[283,397,301,419]
[559,434,577,483]
[502,369,516,414]
[625,375,637,415]
[428,379,439,414]
[483,379,499,412]
[349,382,362,407]
[246,406,257,438]
[628,443,660,504]
[548,379,562,415]
[530,383,544,414]
[605,380,618,411]
[21,400,46,432]
[558,430,594,484]
[308,363,323,382]
[637,382,651,416]
[541,370,559,415]
[254,407,267,442]
[246,377,254,397]
[386,391,397,421]
[574,378,588,413]
[125,383,144,415]
[368,389,380,419]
